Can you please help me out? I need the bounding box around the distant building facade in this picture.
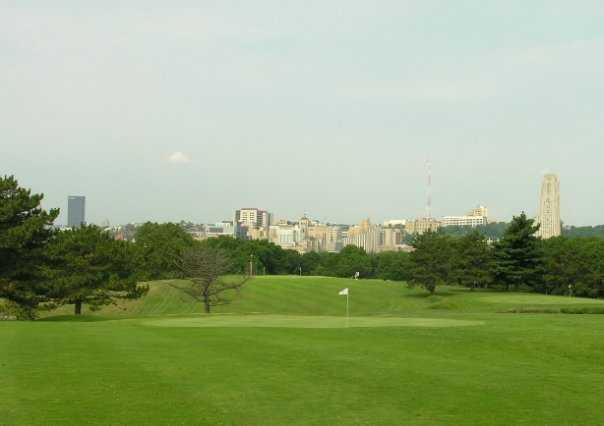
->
[467,205,488,219]
[343,219,383,253]
[268,215,344,253]
[440,205,489,228]
[441,215,487,227]
[405,217,440,235]
[67,196,86,228]
[537,174,561,239]
[235,208,272,239]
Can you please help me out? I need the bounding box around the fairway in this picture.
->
[144,314,484,328]
[4,276,604,425]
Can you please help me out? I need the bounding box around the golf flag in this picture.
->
[339,288,349,296]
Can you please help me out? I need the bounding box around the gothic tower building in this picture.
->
[537,173,561,239]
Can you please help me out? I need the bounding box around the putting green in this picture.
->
[143,314,484,329]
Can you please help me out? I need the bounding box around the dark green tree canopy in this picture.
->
[409,231,455,294]
[44,225,143,315]
[134,222,196,279]
[0,175,59,313]
[453,230,494,290]
[493,212,544,291]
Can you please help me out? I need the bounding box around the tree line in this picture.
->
[139,214,604,299]
[3,175,604,318]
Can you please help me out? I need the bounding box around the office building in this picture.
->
[343,219,383,253]
[234,208,272,239]
[405,217,440,235]
[67,196,86,228]
[441,215,487,227]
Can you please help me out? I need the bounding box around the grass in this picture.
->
[3,276,604,425]
[45,275,604,318]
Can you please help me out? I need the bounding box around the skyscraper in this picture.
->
[536,174,561,239]
[67,196,86,228]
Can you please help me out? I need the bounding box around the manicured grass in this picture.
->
[3,276,604,425]
[143,315,484,329]
[46,275,604,317]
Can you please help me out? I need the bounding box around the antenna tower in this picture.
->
[425,160,432,219]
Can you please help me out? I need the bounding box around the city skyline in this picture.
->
[44,171,590,228]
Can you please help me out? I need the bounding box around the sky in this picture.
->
[2,1,603,226]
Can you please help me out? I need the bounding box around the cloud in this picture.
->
[167,151,191,164]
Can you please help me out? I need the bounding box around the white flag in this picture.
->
[339,288,349,296]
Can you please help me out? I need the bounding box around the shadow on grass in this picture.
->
[404,290,461,299]
[39,315,111,322]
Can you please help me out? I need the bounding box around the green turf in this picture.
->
[45,275,604,317]
[143,315,484,329]
[3,276,604,425]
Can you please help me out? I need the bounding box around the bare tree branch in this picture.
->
[175,247,249,313]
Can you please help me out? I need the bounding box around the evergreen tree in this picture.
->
[0,176,59,317]
[492,213,544,291]
[375,251,412,281]
[410,231,454,294]
[44,225,144,315]
[453,230,493,290]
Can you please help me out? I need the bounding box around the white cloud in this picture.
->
[167,151,191,164]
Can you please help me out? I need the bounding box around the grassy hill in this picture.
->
[5,276,604,425]
[48,275,604,318]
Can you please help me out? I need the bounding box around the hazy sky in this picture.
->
[3,1,603,226]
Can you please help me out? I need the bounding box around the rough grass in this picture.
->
[4,276,604,425]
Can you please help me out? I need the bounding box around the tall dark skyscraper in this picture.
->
[67,196,86,228]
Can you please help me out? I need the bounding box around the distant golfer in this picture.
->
[354,271,360,280]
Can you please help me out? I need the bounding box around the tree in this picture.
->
[374,251,412,281]
[0,176,59,318]
[134,222,195,279]
[44,225,144,315]
[492,213,544,291]
[453,230,494,290]
[176,246,249,313]
[409,231,454,294]
[541,237,604,297]
[329,246,374,278]
[300,251,322,276]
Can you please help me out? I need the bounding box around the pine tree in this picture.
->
[44,225,143,315]
[0,176,59,317]
[454,230,494,290]
[410,231,454,294]
[492,212,544,291]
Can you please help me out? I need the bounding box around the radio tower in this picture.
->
[425,160,432,219]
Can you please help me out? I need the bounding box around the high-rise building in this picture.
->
[67,196,86,228]
[234,208,272,239]
[235,208,271,229]
[537,174,561,239]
